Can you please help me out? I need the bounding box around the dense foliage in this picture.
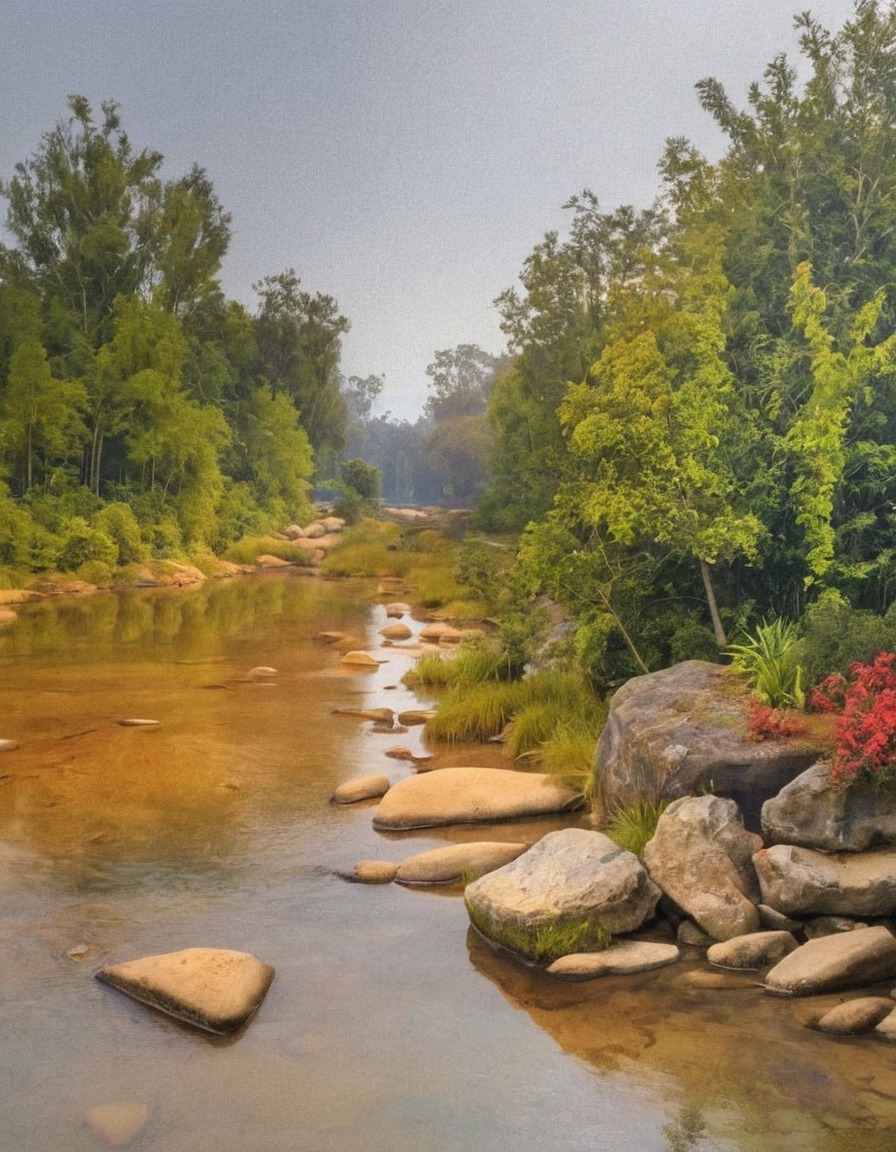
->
[473,2,896,690]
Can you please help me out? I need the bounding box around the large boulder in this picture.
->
[96,947,275,1034]
[371,766,582,830]
[762,762,896,851]
[596,661,825,825]
[763,925,896,996]
[643,795,762,941]
[464,828,661,963]
[753,843,896,917]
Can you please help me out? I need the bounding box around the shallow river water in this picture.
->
[1,572,896,1152]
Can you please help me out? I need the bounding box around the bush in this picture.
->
[56,518,118,571]
[745,700,808,742]
[93,502,147,564]
[798,593,896,687]
[831,652,896,786]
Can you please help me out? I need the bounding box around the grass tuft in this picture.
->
[605,800,668,858]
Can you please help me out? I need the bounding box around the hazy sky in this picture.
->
[1,1,858,420]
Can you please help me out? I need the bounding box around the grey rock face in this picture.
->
[596,661,825,822]
[643,795,762,941]
[753,844,896,917]
[465,829,661,961]
[762,762,896,851]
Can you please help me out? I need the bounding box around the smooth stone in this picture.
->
[707,930,799,970]
[333,707,394,724]
[116,719,160,727]
[764,925,896,996]
[679,969,760,990]
[96,947,275,1034]
[384,746,434,766]
[372,766,582,830]
[547,941,680,980]
[247,666,277,678]
[757,903,803,933]
[762,761,896,852]
[677,920,714,947]
[379,622,413,640]
[332,774,391,804]
[397,710,437,726]
[339,650,383,667]
[0,607,17,626]
[67,943,91,961]
[85,1101,150,1147]
[0,738,18,751]
[753,844,896,917]
[394,841,529,886]
[418,622,456,641]
[385,602,412,617]
[814,997,895,1035]
[348,860,399,883]
[875,1009,896,1040]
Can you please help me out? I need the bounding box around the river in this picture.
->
[1,572,895,1151]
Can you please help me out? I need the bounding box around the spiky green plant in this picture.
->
[605,800,667,858]
[727,617,805,709]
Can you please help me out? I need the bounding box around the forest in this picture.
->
[4,4,896,692]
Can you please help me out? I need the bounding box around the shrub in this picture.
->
[727,618,804,709]
[831,652,896,786]
[808,673,848,714]
[93,502,147,564]
[745,700,808,742]
[798,592,896,686]
[56,518,118,570]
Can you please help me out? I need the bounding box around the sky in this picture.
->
[1,0,859,421]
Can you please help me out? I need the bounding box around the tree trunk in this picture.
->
[700,558,727,648]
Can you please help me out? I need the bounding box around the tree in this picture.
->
[423,345,501,422]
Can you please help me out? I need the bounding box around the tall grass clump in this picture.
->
[727,617,804,709]
[605,800,667,858]
[423,680,529,743]
[223,536,316,566]
[319,519,410,577]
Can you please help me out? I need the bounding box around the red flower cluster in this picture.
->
[808,672,847,714]
[746,699,807,742]
[831,652,896,785]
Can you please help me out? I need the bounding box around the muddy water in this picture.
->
[1,574,895,1151]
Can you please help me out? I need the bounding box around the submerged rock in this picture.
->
[332,774,391,804]
[546,940,680,980]
[763,925,896,996]
[394,841,529,886]
[813,997,895,1035]
[85,1100,150,1147]
[96,947,275,1034]
[465,829,661,962]
[372,766,582,830]
[345,860,399,884]
[339,650,383,667]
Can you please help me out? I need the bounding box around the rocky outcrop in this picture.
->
[763,925,896,996]
[465,829,661,962]
[753,843,896,917]
[761,762,896,851]
[596,661,826,823]
[372,766,582,830]
[642,796,762,941]
[96,947,275,1034]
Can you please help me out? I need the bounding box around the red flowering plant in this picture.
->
[746,699,807,742]
[808,672,847,714]
[831,652,896,786]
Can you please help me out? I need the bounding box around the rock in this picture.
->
[0,607,17,627]
[875,1009,896,1040]
[681,969,757,990]
[345,860,399,883]
[762,762,896,851]
[385,602,412,617]
[384,746,434,767]
[333,707,394,724]
[339,650,383,667]
[332,774,391,804]
[596,661,826,824]
[372,766,583,830]
[753,844,896,917]
[85,1101,150,1147]
[395,841,529,885]
[67,943,91,961]
[0,738,18,751]
[256,554,292,568]
[379,622,413,640]
[546,940,680,980]
[642,795,761,941]
[303,521,328,538]
[247,666,277,678]
[96,947,275,1034]
[677,920,714,947]
[419,622,460,642]
[707,930,799,970]
[465,829,662,962]
[814,996,895,1035]
[804,916,868,939]
[757,903,803,933]
[320,516,346,532]
[397,709,437,726]
[116,718,160,727]
[283,523,305,539]
[763,925,896,996]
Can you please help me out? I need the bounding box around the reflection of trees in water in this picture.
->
[662,1104,707,1152]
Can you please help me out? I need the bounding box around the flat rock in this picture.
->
[372,766,582,830]
[465,829,661,962]
[875,1009,896,1040]
[707,930,798,970]
[116,718,160,727]
[546,941,680,980]
[0,607,17,626]
[340,650,383,667]
[814,996,895,1035]
[0,738,18,751]
[763,925,896,996]
[753,844,896,917]
[394,841,529,885]
[379,622,413,640]
[96,947,275,1034]
[85,1101,150,1147]
[332,774,391,804]
[397,709,437,726]
[385,602,412,617]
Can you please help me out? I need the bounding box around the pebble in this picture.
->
[85,1101,149,1147]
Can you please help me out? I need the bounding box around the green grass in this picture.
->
[223,536,315,565]
[727,617,805,709]
[605,800,668,858]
